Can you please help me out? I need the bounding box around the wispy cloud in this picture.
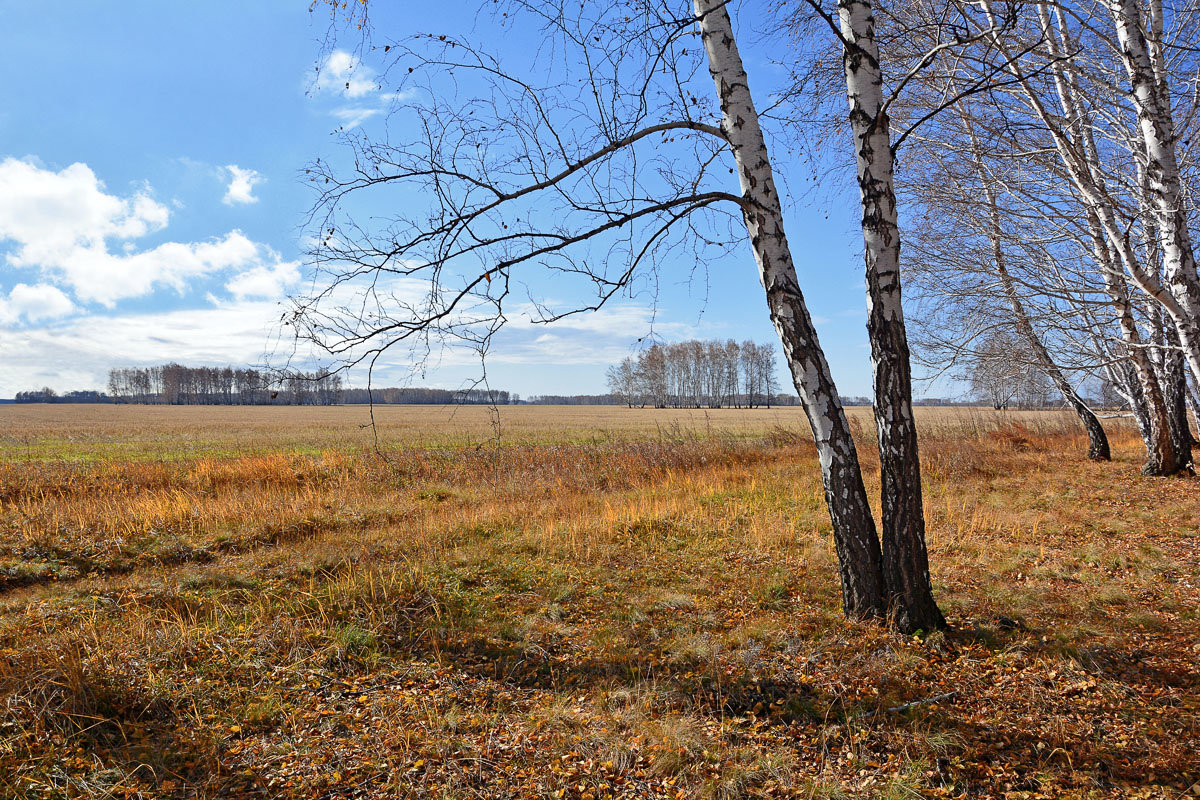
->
[330,106,382,129]
[225,260,301,299]
[0,294,692,395]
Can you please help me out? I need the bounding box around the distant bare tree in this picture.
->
[606,357,641,408]
[966,331,1054,409]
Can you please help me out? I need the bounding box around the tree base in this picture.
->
[890,602,949,636]
[1141,460,1193,477]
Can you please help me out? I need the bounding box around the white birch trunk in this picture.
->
[982,0,1182,473]
[836,0,943,632]
[1107,0,1200,391]
[694,0,887,619]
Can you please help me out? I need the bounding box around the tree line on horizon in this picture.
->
[105,367,518,406]
[13,368,521,406]
[339,387,518,405]
[105,365,343,406]
[605,340,782,409]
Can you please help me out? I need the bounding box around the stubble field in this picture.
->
[0,404,1197,799]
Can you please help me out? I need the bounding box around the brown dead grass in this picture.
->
[0,405,1196,799]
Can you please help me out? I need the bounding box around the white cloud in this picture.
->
[0,283,75,324]
[0,300,289,395]
[0,158,294,307]
[311,50,412,130]
[317,50,378,98]
[226,260,301,299]
[0,159,168,270]
[222,164,263,205]
[59,231,267,305]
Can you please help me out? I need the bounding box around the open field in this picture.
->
[1,405,1197,798]
[0,404,1094,459]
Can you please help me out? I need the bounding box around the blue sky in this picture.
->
[0,1,890,399]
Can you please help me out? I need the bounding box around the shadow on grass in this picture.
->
[0,649,243,797]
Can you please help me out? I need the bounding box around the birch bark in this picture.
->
[836,0,944,632]
[980,0,1182,473]
[1109,0,1200,390]
[1096,236,1179,474]
[694,0,887,619]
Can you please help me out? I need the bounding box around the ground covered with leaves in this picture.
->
[0,406,1197,798]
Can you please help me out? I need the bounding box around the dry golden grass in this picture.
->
[0,405,1196,799]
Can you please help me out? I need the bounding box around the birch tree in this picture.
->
[833,0,945,630]
[984,0,1196,472]
[300,0,914,623]
[1108,0,1200,389]
[772,0,1020,628]
[887,0,1200,473]
[903,97,1115,459]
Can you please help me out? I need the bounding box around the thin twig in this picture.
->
[855,691,958,720]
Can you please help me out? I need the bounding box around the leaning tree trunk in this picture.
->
[837,0,944,633]
[994,244,1110,461]
[694,0,887,620]
[1026,1,1181,474]
[963,113,1111,460]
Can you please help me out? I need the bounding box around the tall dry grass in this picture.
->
[0,406,1192,799]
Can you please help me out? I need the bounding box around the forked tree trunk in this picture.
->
[694,0,887,620]
[1100,252,1180,475]
[1138,170,1195,471]
[1111,360,1155,447]
[837,0,944,632]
